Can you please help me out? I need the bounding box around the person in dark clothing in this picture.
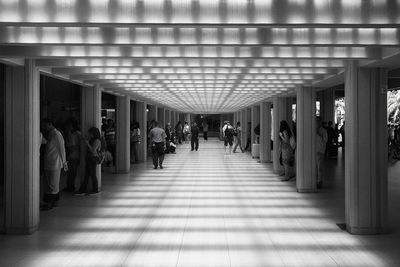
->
[326,121,338,158]
[244,121,252,151]
[191,122,200,151]
[165,122,172,154]
[149,121,166,169]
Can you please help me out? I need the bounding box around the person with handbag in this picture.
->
[75,127,101,195]
[279,120,296,181]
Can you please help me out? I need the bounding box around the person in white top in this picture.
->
[316,117,328,189]
[42,119,67,210]
[222,121,235,154]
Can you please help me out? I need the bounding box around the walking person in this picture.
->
[41,118,68,210]
[149,121,167,169]
[175,121,183,144]
[76,127,101,195]
[191,122,200,151]
[316,117,328,189]
[222,121,235,154]
[233,121,244,153]
[279,120,296,181]
[202,121,209,141]
[64,119,81,192]
[183,122,190,142]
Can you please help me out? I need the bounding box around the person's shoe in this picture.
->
[154,166,158,169]
[191,149,194,151]
[160,165,163,169]
[317,181,323,189]
[74,191,86,196]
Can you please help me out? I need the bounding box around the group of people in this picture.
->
[147,120,208,169]
[277,118,345,189]
[388,123,400,160]
[40,118,103,211]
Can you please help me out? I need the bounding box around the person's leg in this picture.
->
[89,159,99,193]
[233,139,238,153]
[48,169,61,207]
[191,138,194,150]
[77,159,91,193]
[158,143,165,168]
[133,143,139,163]
[195,138,199,150]
[152,145,158,168]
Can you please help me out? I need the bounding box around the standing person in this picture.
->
[130,122,141,163]
[41,119,67,210]
[76,127,101,195]
[104,119,116,166]
[222,121,235,154]
[149,121,167,169]
[316,117,328,189]
[244,121,252,151]
[64,119,81,192]
[202,121,209,141]
[339,121,345,149]
[326,121,337,158]
[233,121,244,153]
[191,122,200,151]
[279,120,295,181]
[183,122,190,141]
[175,121,183,144]
[165,122,172,154]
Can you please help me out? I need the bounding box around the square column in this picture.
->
[5,59,40,234]
[272,97,288,173]
[136,101,148,162]
[260,102,272,163]
[148,105,158,122]
[165,109,171,124]
[251,105,261,145]
[345,62,388,234]
[321,88,336,123]
[296,87,317,193]
[171,111,175,126]
[158,107,165,128]
[240,110,246,145]
[81,85,102,189]
[115,95,131,174]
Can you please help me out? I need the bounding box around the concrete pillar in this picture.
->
[136,101,148,162]
[272,97,288,173]
[321,88,336,123]
[260,102,272,163]
[344,62,388,234]
[240,110,246,145]
[251,105,261,145]
[115,95,130,173]
[158,107,165,128]
[4,59,40,234]
[148,105,157,122]
[81,85,102,189]
[165,109,171,124]
[185,113,191,125]
[296,87,317,193]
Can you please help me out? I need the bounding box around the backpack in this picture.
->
[225,126,234,138]
[233,127,238,136]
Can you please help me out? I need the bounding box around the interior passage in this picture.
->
[0,139,399,267]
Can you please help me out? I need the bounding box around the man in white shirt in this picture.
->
[316,117,328,189]
[149,121,167,169]
[42,119,67,210]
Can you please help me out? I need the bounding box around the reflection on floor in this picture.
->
[0,139,400,267]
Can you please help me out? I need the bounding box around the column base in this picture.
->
[297,188,317,193]
[347,225,388,235]
[115,170,130,174]
[6,225,38,235]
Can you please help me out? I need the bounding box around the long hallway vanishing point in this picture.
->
[0,139,399,267]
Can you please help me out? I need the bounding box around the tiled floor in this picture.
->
[1,139,400,266]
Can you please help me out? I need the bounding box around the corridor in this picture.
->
[0,139,399,267]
